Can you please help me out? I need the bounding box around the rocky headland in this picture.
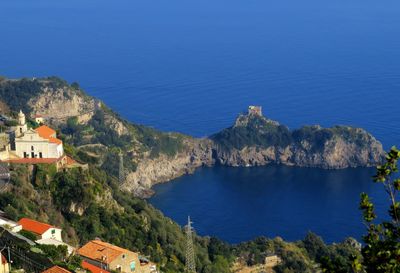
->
[0,77,385,197]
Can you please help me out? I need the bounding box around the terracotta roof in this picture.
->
[82,261,110,273]
[2,158,60,164]
[48,137,62,145]
[1,254,7,265]
[66,156,76,165]
[34,125,62,145]
[78,240,128,263]
[18,218,55,235]
[42,266,71,273]
[35,125,56,138]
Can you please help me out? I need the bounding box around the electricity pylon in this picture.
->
[185,216,196,273]
[119,152,125,184]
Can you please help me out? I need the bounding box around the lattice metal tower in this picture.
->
[185,216,196,273]
[119,152,125,184]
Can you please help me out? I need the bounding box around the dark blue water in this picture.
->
[1,0,399,243]
[150,165,386,243]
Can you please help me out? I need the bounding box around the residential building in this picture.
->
[264,254,282,267]
[82,260,110,273]
[34,114,45,124]
[42,266,72,273]
[0,133,10,161]
[18,218,76,254]
[78,240,157,273]
[18,218,62,241]
[0,212,21,232]
[0,254,10,273]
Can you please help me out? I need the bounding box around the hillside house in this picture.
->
[42,266,72,273]
[34,114,45,124]
[0,254,10,273]
[18,218,63,241]
[17,218,75,254]
[0,211,21,232]
[264,254,282,267]
[82,260,110,273]
[78,240,157,273]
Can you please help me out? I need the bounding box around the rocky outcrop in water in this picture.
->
[211,113,384,169]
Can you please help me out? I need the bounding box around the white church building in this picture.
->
[14,110,64,159]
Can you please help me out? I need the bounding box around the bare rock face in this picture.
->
[289,129,384,168]
[28,86,100,124]
[122,139,214,196]
[103,112,130,136]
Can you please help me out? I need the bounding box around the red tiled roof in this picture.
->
[66,156,76,165]
[2,158,60,164]
[82,261,110,273]
[48,137,62,145]
[18,218,54,235]
[35,125,56,138]
[35,125,62,145]
[42,266,71,273]
[1,254,7,265]
[78,240,128,263]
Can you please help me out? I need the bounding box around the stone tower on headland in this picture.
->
[248,106,262,116]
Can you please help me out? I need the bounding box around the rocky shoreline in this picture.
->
[123,118,384,197]
[0,78,385,198]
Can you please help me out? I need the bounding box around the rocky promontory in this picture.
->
[0,78,385,197]
[211,110,384,169]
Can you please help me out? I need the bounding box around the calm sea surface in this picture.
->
[1,0,400,243]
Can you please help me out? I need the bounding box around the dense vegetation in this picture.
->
[0,159,364,272]
[211,115,292,151]
[0,76,385,272]
[212,114,372,153]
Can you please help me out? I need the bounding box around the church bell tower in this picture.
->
[15,110,28,137]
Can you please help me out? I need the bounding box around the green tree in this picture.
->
[327,147,400,272]
[357,146,400,272]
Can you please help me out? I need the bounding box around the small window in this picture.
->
[130,262,136,272]
[122,254,126,259]
[51,229,55,234]
[31,146,34,151]
[39,152,43,158]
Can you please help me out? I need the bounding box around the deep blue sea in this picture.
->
[1,0,400,243]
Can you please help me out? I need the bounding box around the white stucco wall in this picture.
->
[41,227,62,241]
[0,218,22,232]
[15,130,62,159]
